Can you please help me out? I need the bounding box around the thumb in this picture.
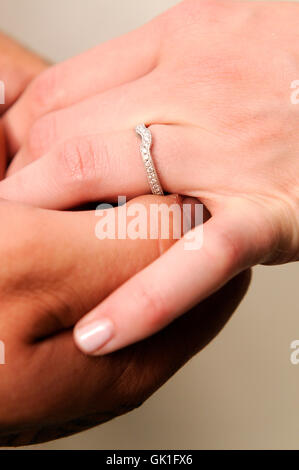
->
[73,202,267,355]
[21,194,202,341]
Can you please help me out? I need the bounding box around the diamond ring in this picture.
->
[135,124,164,196]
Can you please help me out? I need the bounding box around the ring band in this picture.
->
[135,124,164,196]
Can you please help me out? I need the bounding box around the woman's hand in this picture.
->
[0,32,47,115]
[0,195,250,445]
[0,121,5,177]
[0,32,47,177]
[1,0,298,354]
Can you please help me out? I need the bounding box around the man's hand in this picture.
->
[0,192,250,446]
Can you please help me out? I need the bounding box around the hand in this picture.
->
[0,193,251,445]
[1,0,298,354]
[0,32,47,115]
[0,121,4,173]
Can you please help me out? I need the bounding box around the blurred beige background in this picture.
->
[1,0,299,450]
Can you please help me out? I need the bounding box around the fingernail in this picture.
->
[74,318,114,354]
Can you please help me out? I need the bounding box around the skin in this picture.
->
[0,132,251,444]
[0,32,47,176]
[0,0,297,355]
[0,32,47,115]
[0,121,5,177]
[0,31,253,448]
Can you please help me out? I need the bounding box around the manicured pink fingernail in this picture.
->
[74,318,114,354]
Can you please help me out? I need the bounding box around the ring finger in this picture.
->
[0,122,217,209]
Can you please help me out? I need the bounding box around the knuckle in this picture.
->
[170,0,227,27]
[199,0,229,16]
[137,279,170,333]
[28,114,56,158]
[58,136,102,185]
[28,66,59,113]
[114,376,147,415]
[212,226,244,272]
[111,357,155,414]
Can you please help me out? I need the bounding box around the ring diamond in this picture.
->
[135,124,164,196]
